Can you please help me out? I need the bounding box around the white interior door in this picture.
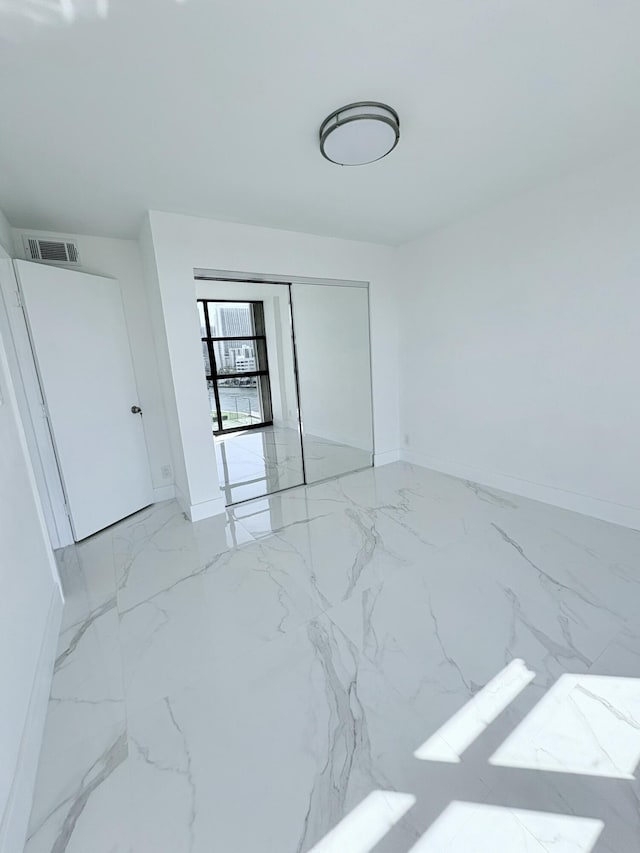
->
[14,260,153,540]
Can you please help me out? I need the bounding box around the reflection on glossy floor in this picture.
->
[215,425,371,504]
[26,462,640,852]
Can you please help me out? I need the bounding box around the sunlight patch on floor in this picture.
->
[414,659,535,763]
[490,673,640,779]
[307,790,416,853]
[406,802,603,852]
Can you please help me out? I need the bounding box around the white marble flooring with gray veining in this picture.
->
[24,462,640,852]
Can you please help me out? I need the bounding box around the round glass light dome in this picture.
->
[319,102,400,166]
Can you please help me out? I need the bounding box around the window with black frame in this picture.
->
[198,299,274,434]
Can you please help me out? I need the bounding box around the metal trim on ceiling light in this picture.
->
[319,101,400,165]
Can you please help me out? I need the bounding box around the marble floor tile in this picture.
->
[490,672,640,779]
[325,527,619,730]
[42,598,124,758]
[122,611,490,853]
[26,462,640,852]
[246,501,421,610]
[119,537,323,709]
[114,498,255,611]
[227,482,349,540]
[25,721,128,853]
[55,525,117,632]
[406,801,604,852]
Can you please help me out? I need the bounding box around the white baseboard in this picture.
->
[175,485,226,522]
[153,484,176,503]
[374,449,401,467]
[174,485,189,517]
[0,587,63,853]
[402,449,640,531]
[187,496,226,521]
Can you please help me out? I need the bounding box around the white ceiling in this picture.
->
[1,0,640,245]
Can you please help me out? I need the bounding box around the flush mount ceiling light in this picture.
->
[319,102,400,166]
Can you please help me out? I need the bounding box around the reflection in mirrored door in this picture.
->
[215,425,306,506]
[199,300,273,433]
[196,279,305,505]
[291,283,374,483]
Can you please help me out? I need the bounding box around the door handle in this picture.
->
[131,405,142,415]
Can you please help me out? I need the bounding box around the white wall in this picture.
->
[0,209,12,256]
[142,211,400,520]
[0,231,63,852]
[398,152,640,529]
[139,218,191,508]
[12,228,174,501]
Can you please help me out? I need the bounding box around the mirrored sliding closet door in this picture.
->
[290,282,373,485]
[195,276,374,505]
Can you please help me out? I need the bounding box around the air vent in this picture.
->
[23,235,80,265]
